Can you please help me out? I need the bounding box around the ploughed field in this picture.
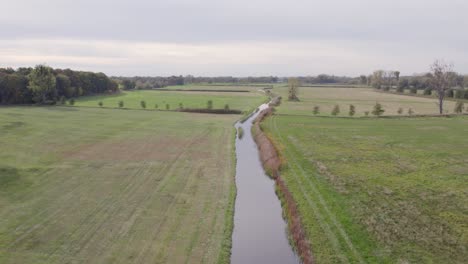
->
[273,87,457,116]
[0,106,238,263]
[263,112,468,263]
[74,89,267,113]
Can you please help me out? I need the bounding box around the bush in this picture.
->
[383,86,390,91]
[349,104,356,116]
[396,86,404,93]
[69,98,75,105]
[224,104,230,111]
[445,89,454,98]
[364,111,369,116]
[423,88,432,96]
[397,107,403,115]
[166,104,170,110]
[371,102,385,116]
[207,100,213,110]
[331,105,340,116]
[155,104,159,109]
[454,89,465,99]
[313,106,320,115]
[179,102,184,110]
[409,87,418,94]
[59,96,66,105]
[454,101,464,113]
[118,100,124,108]
[98,101,103,107]
[408,108,414,116]
[140,100,146,109]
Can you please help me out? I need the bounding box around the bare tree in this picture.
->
[430,60,454,114]
[288,77,300,101]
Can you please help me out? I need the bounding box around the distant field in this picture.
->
[263,114,468,263]
[164,84,270,91]
[0,106,237,263]
[74,89,267,112]
[273,87,457,116]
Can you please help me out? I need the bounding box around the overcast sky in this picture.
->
[1,0,467,76]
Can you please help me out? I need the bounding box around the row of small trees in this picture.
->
[312,102,467,117]
[312,103,386,116]
[94,99,230,111]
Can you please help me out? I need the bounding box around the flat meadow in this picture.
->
[272,87,458,116]
[261,87,468,263]
[0,106,240,263]
[74,89,267,113]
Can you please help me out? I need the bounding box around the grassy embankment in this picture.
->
[261,87,467,263]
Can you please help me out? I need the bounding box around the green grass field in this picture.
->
[263,112,468,263]
[0,106,239,263]
[273,87,457,116]
[164,84,269,91]
[74,89,267,112]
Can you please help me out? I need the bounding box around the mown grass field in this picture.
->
[164,84,269,91]
[272,87,457,116]
[74,89,267,113]
[263,113,468,263]
[0,106,239,263]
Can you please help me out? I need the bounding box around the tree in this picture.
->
[166,103,170,110]
[140,100,146,109]
[359,75,367,85]
[179,102,184,109]
[397,107,403,115]
[224,104,230,111]
[69,98,75,105]
[349,104,356,116]
[55,74,71,98]
[371,70,384,89]
[394,71,400,87]
[207,100,213,109]
[430,60,455,114]
[331,105,340,116]
[28,65,57,103]
[371,102,385,116]
[408,108,414,115]
[397,79,409,93]
[288,78,300,101]
[122,79,136,90]
[118,100,124,108]
[454,101,464,113]
[313,106,320,115]
[98,101,103,107]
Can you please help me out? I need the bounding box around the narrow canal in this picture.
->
[231,104,300,264]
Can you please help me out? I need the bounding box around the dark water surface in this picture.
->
[231,104,300,264]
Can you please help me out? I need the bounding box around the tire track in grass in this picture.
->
[6,130,141,249]
[129,129,212,263]
[190,128,231,264]
[86,129,210,262]
[46,136,162,261]
[271,116,365,263]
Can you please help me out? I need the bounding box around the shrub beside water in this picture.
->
[237,127,244,139]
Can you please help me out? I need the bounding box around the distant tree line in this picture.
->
[0,65,118,104]
[367,60,468,114]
